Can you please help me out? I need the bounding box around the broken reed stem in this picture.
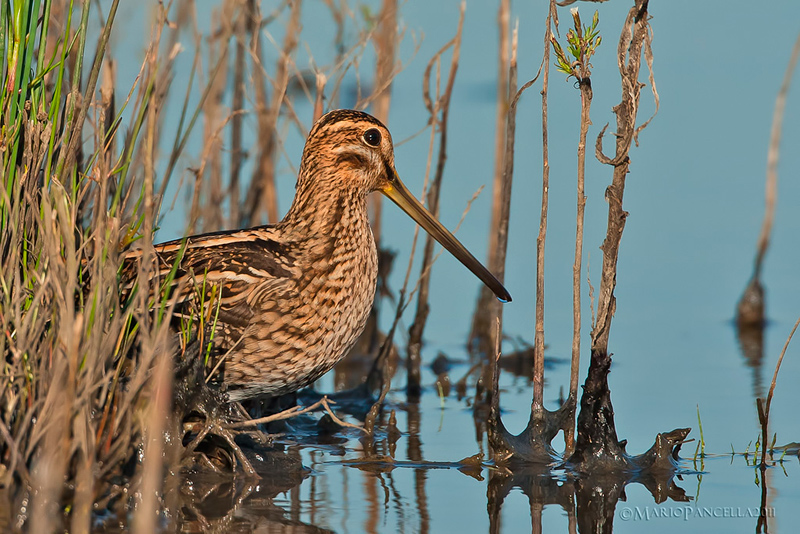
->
[318,397,368,433]
[468,0,510,356]
[590,0,652,355]
[230,396,366,433]
[231,398,326,427]
[758,314,800,467]
[534,0,558,410]
[368,0,398,244]
[753,31,800,279]
[407,3,465,398]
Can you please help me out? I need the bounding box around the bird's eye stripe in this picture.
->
[363,128,382,147]
[336,151,370,168]
[384,161,396,182]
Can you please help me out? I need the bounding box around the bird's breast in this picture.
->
[303,224,378,357]
[222,202,380,400]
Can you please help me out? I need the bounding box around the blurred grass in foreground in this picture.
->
[0,0,180,529]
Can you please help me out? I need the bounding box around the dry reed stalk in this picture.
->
[313,72,327,121]
[242,0,300,226]
[489,21,517,336]
[29,301,77,533]
[138,0,170,337]
[190,111,247,234]
[590,0,654,355]
[754,32,800,276]
[533,0,558,410]
[200,3,234,232]
[367,0,398,244]
[318,7,413,117]
[556,7,600,455]
[474,24,520,407]
[406,3,465,398]
[364,136,432,430]
[360,9,447,430]
[229,3,248,227]
[159,1,210,201]
[478,25,541,415]
[756,311,800,470]
[404,91,442,397]
[141,13,192,219]
[737,31,800,328]
[188,0,268,233]
[469,0,510,356]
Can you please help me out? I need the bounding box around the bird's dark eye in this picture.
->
[363,128,382,147]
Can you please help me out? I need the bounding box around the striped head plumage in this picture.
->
[283,110,396,228]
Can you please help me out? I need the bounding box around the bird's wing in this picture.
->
[121,229,297,348]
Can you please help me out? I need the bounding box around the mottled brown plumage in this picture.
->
[123,109,510,401]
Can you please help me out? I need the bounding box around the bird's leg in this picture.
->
[177,354,261,476]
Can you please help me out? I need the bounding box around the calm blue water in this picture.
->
[104,1,800,532]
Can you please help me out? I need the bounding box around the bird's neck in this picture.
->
[282,185,372,247]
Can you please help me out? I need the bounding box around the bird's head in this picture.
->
[294,109,512,303]
[299,109,397,195]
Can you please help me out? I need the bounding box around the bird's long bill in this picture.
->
[382,174,512,303]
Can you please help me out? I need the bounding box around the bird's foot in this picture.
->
[176,360,266,476]
[181,409,259,477]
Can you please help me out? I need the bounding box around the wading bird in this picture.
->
[124,109,510,401]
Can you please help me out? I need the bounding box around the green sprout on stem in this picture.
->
[551,8,602,81]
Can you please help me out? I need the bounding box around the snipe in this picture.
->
[124,109,510,401]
